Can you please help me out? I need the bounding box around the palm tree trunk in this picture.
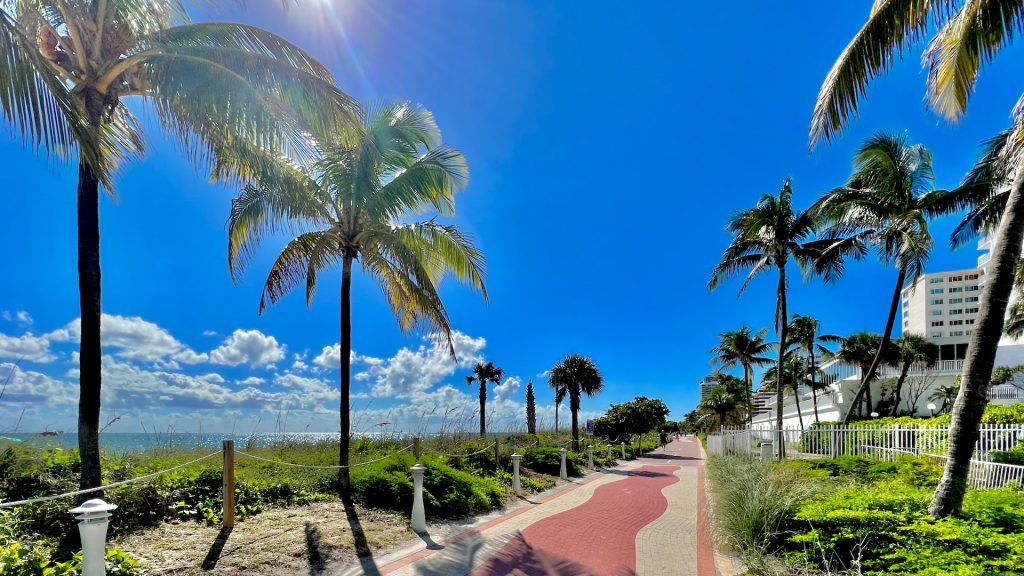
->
[478,381,487,437]
[744,364,753,426]
[892,361,912,416]
[775,266,788,459]
[930,170,1024,518]
[842,267,906,424]
[810,348,820,424]
[554,400,559,433]
[77,88,105,492]
[793,382,805,431]
[570,394,580,452]
[338,255,353,495]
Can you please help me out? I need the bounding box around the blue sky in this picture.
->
[2,1,1023,434]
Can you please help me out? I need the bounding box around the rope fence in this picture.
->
[0,450,221,509]
[235,443,415,470]
[425,441,496,459]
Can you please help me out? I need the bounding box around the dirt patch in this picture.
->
[114,501,413,575]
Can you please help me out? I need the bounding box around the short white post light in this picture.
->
[587,445,594,470]
[559,448,567,480]
[410,464,427,533]
[511,452,523,496]
[69,499,117,576]
[620,442,626,459]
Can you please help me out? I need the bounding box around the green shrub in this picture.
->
[522,448,581,476]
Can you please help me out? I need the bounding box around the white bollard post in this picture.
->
[559,448,567,480]
[511,452,523,496]
[410,464,427,533]
[587,445,594,470]
[621,442,626,459]
[69,499,118,576]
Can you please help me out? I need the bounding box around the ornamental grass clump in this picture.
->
[706,454,819,566]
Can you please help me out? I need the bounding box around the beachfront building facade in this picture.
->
[901,268,982,361]
[698,374,718,402]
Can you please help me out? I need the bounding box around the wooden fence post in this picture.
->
[222,439,235,529]
[494,436,500,467]
[413,437,421,461]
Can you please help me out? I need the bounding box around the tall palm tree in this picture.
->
[833,332,898,420]
[788,314,841,424]
[890,335,939,416]
[549,354,604,451]
[709,179,858,457]
[930,384,961,416]
[466,361,504,437]
[814,133,945,425]
[0,2,357,490]
[809,0,1024,518]
[709,325,772,425]
[227,102,486,494]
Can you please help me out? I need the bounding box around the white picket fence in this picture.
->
[707,424,1024,490]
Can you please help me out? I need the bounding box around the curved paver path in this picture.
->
[379,437,714,576]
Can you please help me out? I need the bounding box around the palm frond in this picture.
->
[810,0,937,146]
[924,0,1024,121]
[259,230,338,313]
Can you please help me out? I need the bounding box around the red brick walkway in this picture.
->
[379,436,715,576]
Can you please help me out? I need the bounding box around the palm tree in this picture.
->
[709,179,858,457]
[698,385,737,433]
[760,351,808,430]
[227,103,486,494]
[930,384,960,416]
[709,325,772,425]
[890,335,939,416]
[788,314,841,424]
[549,354,604,451]
[466,361,504,437]
[809,0,1024,518]
[525,381,537,435]
[833,333,898,420]
[814,133,945,426]
[0,2,358,490]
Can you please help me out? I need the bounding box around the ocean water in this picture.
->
[0,432,346,453]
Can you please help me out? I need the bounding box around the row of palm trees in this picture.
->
[467,354,604,452]
[704,320,944,432]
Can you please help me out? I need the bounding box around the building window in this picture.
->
[951,330,965,337]
[949,298,963,304]
[930,299,944,305]
[967,330,973,336]
[932,331,943,337]
[932,310,944,316]
[930,288,944,294]
[949,287,964,293]
[966,296,979,303]
[966,285,980,291]
[966,307,979,314]
[966,319,975,325]
[949,320,963,326]
[930,277,944,284]
[967,274,979,280]
[950,309,963,315]
[931,321,944,327]
[949,275,963,282]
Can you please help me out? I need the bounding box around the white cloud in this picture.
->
[237,376,266,386]
[208,329,285,368]
[357,331,486,398]
[202,330,219,337]
[536,370,551,379]
[2,310,33,326]
[0,362,76,404]
[493,376,521,401]
[313,344,361,370]
[291,353,309,372]
[47,314,208,365]
[0,332,56,363]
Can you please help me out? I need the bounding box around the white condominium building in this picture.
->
[698,373,718,401]
[900,268,982,361]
